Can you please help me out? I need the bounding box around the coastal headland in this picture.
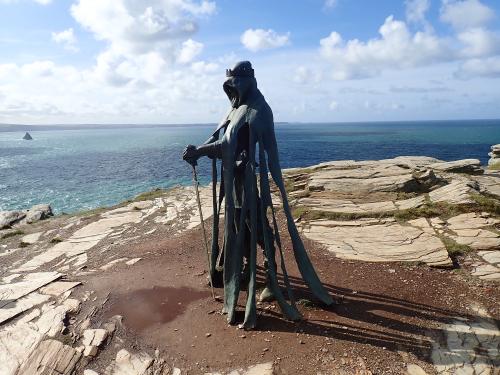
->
[0,155,499,375]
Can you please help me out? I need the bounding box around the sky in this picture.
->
[0,0,500,125]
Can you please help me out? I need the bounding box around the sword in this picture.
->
[191,163,216,300]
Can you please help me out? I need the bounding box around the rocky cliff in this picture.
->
[0,156,499,375]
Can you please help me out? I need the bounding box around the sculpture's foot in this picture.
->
[259,286,276,302]
[239,322,256,330]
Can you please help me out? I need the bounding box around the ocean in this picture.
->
[1,120,499,214]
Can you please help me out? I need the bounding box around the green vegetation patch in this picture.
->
[470,193,500,216]
[396,191,419,200]
[74,206,108,217]
[297,298,317,308]
[1,229,25,240]
[292,200,478,223]
[285,184,500,223]
[292,206,392,221]
[133,188,169,202]
[284,179,309,194]
[394,201,465,221]
[440,236,472,256]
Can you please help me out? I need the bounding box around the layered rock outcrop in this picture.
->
[284,157,500,276]
[0,204,53,229]
[488,144,500,169]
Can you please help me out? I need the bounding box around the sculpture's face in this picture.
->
[223,75,255,108]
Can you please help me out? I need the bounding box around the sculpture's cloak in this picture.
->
[208,89,333,329]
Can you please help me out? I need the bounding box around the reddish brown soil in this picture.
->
[77,215,500,375]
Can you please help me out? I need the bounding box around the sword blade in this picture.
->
[191,165,216,299]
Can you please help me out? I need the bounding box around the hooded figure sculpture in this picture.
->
[183,61,333,329]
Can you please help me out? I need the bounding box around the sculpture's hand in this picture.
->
[183,144,199,166]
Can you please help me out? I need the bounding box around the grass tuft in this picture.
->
[1,229,25,240]
[394,201,463,221]
[50,237,63,243]
[297,299,317,308]
[292,199,492,223]
[440,236,472,256]
[133,188,168,202]
[470,193,500,216]
[19,241,29,248]
[74,206,108,217]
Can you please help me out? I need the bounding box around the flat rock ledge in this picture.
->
[431,304,499,375]
[285,156,500,277]
[0,186,215,375]
[301,218,452,266]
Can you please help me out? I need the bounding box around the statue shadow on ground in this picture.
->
[242,267,499,368]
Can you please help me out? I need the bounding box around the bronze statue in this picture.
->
[183,61,333,329]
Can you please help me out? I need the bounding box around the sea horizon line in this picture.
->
[1,118,500,133]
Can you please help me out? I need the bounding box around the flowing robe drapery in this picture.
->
[207,91,333,329]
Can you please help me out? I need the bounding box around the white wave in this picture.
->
[0,158,11,169]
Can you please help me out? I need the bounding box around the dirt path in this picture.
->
[79,213,499,374]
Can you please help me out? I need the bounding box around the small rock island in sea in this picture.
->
[0,148,499,375]
[22,132,33,140]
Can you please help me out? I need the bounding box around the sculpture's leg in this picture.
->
[255,198,277,302]
[239,210,251,285]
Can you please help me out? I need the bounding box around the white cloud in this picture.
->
[69,0,215,87]
[329,100,339,110]
[0,57,224,123]
[52,28,78,52]
[190,60,218,74]
[293,66,322,84]
[405,0,431,27]
[240,28,290,52]
[323,0,338,9]
[177,39,204,64]
[319,16,448,80]
[70,0,215,56]
[440,0,495,30]
[20,60,55,77]
[456,56,500,78]
[0,0,224,124]
[457,27,500,57]
[319,5,500,81]
[34,0,51,4]
[293,66,309,84]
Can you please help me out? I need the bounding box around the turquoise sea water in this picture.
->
[1,120,499,214]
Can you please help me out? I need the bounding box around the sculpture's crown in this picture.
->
[226,61,254,78]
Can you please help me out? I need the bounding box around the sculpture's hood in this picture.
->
[223,61,257,108]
